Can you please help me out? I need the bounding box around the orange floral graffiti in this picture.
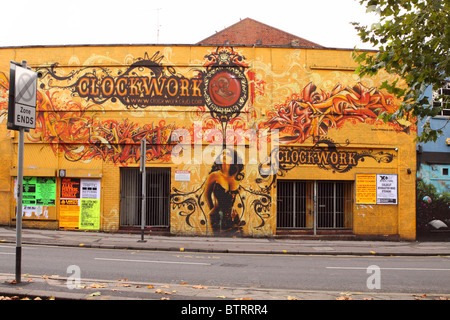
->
[27,91,178,164]
[263,82,409,143]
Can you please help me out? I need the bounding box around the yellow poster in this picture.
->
[355,174,377,204]
[59,199,80,229]
[79,199,100,230]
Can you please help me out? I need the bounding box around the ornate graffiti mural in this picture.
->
[279,138,395,174]
[202,47,249,123]
[170,47,273,236]
[38,52,204,108]
[0,45,417,238]
[27,90,178,164]
[263,82,411,143]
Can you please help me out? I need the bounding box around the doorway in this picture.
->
[120,167,171,228]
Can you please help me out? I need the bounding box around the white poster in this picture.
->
[376,174,398,204]
[80,179,101,199]
[175,170,191,182]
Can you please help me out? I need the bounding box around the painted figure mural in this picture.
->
[205,148,245,236]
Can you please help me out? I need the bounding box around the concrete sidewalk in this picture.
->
[1,226,450,256]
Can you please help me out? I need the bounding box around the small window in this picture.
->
[443,168,449,176]
[432,81,450,116]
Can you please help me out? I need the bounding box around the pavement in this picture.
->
[1,226,450,301]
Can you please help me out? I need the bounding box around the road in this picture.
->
[1,243,449,296]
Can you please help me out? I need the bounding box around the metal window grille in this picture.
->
[277,180,353,230]
[120,167,171,227]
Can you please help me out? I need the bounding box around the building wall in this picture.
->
[0,45,417,239]
[416,84,450,238]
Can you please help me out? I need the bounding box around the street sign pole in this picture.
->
[138,139,147,242]
[14,60,31,284]
[8,59,37,284]
[15,127,24,283]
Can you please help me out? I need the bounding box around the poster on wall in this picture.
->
[60,178,81,228]
[355,174,398,205]
[355,174,377,204]
[80,179,101,199]
[59,199,80,228]
[376,174,398,204]
[14,177,56,219]
[59,178,101,230]
[79,199,101,230]
[79,179,101,230]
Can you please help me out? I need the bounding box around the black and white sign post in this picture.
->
[7,60,37,284]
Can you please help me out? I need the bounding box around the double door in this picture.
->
[277,180,353,232]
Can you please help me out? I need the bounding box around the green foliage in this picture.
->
[352,0,450,142]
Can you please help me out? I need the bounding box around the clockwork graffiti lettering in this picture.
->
[38,52,205,108]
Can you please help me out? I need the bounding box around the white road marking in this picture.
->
[326,266,450,271]
[95,257,211,266]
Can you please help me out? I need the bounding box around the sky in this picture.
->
[1,0,378,49]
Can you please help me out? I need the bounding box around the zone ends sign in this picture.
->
[7,61,38,131]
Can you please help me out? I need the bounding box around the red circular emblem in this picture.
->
[208,71,241,107]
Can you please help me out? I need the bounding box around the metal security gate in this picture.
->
[120,167,170,227]
[277,180,353,231]
[277,181,311,228]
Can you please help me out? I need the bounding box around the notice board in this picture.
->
[59,178,101,229]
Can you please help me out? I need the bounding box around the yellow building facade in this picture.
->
[0,45,417,240]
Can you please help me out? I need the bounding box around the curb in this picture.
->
[1,239,449,257]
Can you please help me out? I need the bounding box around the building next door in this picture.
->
[277,180,353,234]
[120,167,171,229]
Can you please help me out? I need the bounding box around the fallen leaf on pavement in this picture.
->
[147,285,154,289]
[154,289,172,295]
[193,284,208,289]
[287,296,297,300]
[336,296,354,300]
[91,283,106,288]
[89,291,101,297]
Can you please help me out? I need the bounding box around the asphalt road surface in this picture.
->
[1,244,449,294]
